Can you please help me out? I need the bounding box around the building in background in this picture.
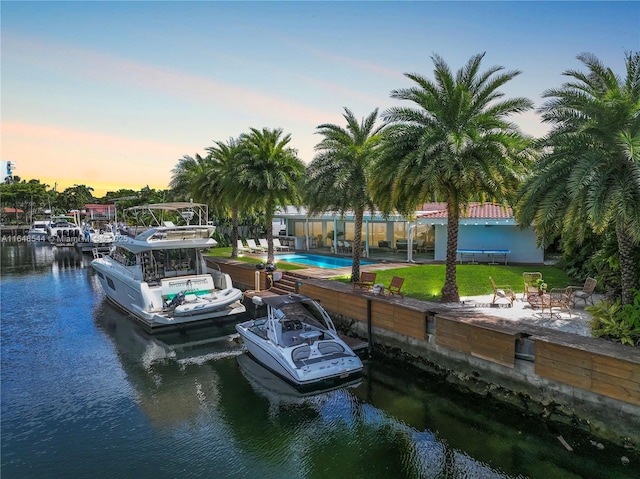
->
[1,161,17,182]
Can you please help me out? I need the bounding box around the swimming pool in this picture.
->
[276,253,373,269]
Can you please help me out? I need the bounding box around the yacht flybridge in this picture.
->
[91,202,246,331]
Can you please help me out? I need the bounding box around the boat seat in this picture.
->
[161,275,215,300]
[291,345,311,363]
[318,342,344,355]
[280,330,306,348]
[282,319,303,332]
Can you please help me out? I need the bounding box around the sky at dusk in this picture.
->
[2,1,639,197]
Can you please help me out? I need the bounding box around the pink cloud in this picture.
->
[5,34,338,127]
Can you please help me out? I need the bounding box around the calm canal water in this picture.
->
[1,242,637,479]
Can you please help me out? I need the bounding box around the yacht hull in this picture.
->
[92,261,246,332]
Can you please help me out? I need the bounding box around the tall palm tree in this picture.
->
[372,53,534,302]
[170,142,247,257]
[237,127,306,263]
[517,52,640,305]
[205,137,251,257]
[305,108,384,282]
[170,154,207,202]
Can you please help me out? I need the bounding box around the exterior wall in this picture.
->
[434,224,544,264]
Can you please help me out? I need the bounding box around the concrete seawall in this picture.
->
[212,258,640,450]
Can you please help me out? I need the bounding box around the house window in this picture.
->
[368,222,388,246]
[393,222,408,242]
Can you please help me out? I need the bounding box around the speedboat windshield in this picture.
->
[279,302,327,329]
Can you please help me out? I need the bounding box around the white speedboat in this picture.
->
[235,293,363,389]
[91,202,246,331]
[47,215,83,246]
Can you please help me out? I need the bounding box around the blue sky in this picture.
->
[2,1,639,196]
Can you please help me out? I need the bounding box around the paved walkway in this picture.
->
[449,293,599,337]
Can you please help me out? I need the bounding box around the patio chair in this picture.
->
[541,287,572,318]
[273,238,291,251]
[567,277,597,307]
[246,239,266,253]
[385,276,405,298]
[523,272,543,301]
[259,238,269,250]
[395,240,408,253]
[489,276,515,306]
[353,271,377,292]
[237,240,251,254]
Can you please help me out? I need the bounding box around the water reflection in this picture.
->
[94,300,241,427]
[0,242,91,278]
[2,242,637,479]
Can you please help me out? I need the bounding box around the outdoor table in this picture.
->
[457,249,511,265]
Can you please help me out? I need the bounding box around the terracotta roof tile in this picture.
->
[418,202,513,219]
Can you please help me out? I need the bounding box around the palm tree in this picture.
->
[170,154,206,202]
[517,52,640,305]
[305,108,384,282]
[171,141,249,257]
[372,53,534,302]
[237,128,306,263]
[205,137,250,257]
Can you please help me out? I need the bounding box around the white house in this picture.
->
[273,202,544,264]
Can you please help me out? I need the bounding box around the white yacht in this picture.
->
[47,214,83,246]
[235,293,363,390]
[91,202,246,331]
[28,218,52,242]
[77,222,117,253]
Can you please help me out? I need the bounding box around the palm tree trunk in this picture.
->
[230,206,239,258]
[441,199,460,303]
[617,224,638,306]
[351,208,364,282]
[265,202,274,264]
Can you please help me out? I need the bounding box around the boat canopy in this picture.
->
[126,202,209,227]
[261,293,312,309]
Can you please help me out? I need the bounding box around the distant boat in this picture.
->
[47,214,83,246]
[91,202,246,332]
[76,221,116,253]
[236,293,363,390]
[27,218,52,242]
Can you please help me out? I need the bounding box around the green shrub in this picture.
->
[587,291,640,346]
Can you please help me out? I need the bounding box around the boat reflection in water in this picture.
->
[237,352,362,409]
[94,299,242,426]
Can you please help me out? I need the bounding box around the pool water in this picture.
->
[276,253,373,269]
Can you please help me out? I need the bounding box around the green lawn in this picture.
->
[207,247,575,301]
[332,264,575,301]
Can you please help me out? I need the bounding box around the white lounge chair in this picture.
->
[258,238,269,250]
[273,238,291,251]
[237,240,251,254]
[246,239,266,252]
